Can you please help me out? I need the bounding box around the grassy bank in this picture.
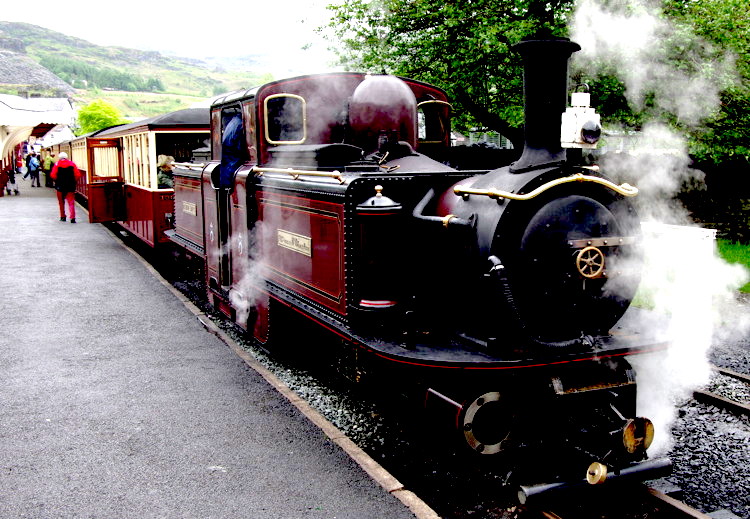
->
[74,90,209,120]
[717,239,750,293]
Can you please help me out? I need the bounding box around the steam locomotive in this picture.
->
[82,37,671,498]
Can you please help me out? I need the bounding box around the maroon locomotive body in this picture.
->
[170,40,671,498]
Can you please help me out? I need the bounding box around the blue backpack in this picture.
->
[29,156,39,170]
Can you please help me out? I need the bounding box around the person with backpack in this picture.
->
[27,152,41,187]
[50,152,81,223]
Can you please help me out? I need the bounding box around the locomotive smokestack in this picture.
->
[510,37,581,172]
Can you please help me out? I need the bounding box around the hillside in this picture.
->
[0,22,273,119]
[0,49,75,97]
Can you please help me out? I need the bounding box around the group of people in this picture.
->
[6,149,56,195]
[23,150,55,187]
[4,148,81,223]
[5,149,176,224]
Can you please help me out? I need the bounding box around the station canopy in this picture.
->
[0,95,74,158]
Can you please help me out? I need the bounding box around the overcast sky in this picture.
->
[2,0,340,76]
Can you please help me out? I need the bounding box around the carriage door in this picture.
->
[87,138,125,223]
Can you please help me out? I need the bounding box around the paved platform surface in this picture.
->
[0,179,421,518]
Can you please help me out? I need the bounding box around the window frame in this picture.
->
[263,93,307,145]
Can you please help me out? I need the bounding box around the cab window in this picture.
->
[417,100,451,143]
[264,94,306,144]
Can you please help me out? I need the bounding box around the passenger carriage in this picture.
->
[56,108,210,247]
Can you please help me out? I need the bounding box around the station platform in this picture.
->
[0,179,433,518]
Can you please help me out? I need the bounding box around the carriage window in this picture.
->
[264,94,306,144]
[417,100,451,143]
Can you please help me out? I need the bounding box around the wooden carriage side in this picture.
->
[87,108,210,246]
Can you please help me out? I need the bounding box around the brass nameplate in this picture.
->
[182,201,197,216]
[277,229,311,257]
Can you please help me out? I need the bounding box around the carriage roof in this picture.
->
[96,108,209,137]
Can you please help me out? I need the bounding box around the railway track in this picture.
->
[694,366,750,416]
[530,485,713,519]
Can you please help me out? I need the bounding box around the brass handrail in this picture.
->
[251,166,345,184]
[172,162,206,171]
[453,173,638,200]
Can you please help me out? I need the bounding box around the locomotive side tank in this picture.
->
[170,38,670,496]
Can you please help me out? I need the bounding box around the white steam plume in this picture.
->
[571,0,736,128]
[228,222,268,328]
[570,0,749,454]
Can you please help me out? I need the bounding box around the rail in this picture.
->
[693,365,750,416]
[645,487,713,519]
[529,485,712,519]
[172,162,206,171]
[453,173,638,201]
[251,166,345,184]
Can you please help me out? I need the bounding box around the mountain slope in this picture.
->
[0,21,272,118]
[0,49,75,97]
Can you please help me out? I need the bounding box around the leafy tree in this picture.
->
[146,77,165,92]
[326,0,576,147]
[663,0,750,163]
[76,100,126,135]
[326,0,749,164]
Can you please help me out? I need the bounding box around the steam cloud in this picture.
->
[570,0,749,454]
[227,222,268,328]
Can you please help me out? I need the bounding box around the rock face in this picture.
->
[0,34,26,53]
[0,48,75,97]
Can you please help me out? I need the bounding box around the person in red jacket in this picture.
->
[50,152,82,223]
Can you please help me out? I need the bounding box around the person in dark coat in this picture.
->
[219,114,246,189]
[5,167,19,195]
[50,152,82,223]
[27,152,41,186]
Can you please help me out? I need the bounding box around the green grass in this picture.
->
[76,91,208,120]
[717,239,750,293]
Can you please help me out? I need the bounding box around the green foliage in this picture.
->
[326,0,576,144]
[40,55,165,92]
[717,239,750,292]
[661,0,750,163]
[326,0,750,164]
[76,100,127,135]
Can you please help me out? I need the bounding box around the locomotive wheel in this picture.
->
[462,391,514,455]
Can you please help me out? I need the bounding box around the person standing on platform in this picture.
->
[50,152,81,223]
[23,152,32,179]
[9,155,22,195]
[27,152,41,187]
[5,167,19,195]
[42,150,57,187]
